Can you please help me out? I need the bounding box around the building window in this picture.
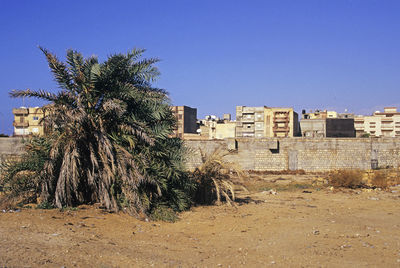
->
[178,114,183,119]
[33,116,39,120]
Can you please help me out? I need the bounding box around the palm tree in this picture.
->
[8,47,192,215]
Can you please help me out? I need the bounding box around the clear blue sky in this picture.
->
[1,0,399,135]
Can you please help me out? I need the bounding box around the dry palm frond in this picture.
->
[193,147,246,206]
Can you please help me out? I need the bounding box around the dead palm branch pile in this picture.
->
[192,147,246,206]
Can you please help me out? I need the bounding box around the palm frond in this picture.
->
[39,46,73,91]
[10,89,58,102]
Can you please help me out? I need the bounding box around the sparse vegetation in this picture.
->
[248,169,307,175]
[192,148,245,206]
[243,180,314,193]
[36,201,55,209]
[370,170,388,189]
[150,205,178,222]
[327,169,364,189]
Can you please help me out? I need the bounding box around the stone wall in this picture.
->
[0,137,24,155]
[185,138,400,171]
[1,137,400,172]
[0,137,25,165]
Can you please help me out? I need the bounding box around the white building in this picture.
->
[354,107,400,137]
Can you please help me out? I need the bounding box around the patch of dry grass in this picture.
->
[242,179,315,193]
[370,171,388,189]
[248,170,307,175]
[327,169,364,189]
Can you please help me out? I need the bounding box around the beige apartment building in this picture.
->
[170,105,197,138]
[236,106,299,138]
[354,107,400,137]
[12,107,45,136]
[199,114,236,139]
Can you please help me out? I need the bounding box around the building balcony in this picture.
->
[242,126,255,132]
[274,111,289,114]
[381,125,393,130]
[273,127,289,131]
[273,117,289,123]
[242,107,255,113]
[12,108,29,115]
[241,116,255,122]
[13,121,29,127]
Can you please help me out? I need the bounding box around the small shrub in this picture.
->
[370,171,388,189]
[150,205,178,222]
[36,201,55,209]
[328,169,364,189]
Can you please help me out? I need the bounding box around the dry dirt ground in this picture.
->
[1,175,400,267]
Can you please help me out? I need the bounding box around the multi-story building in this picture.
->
[236,106,299,138]
[300,109,355,137]
[354,107,400,137]
[300,118,355,137]
[302,109,338,119]
[199,114,236,139]
[12,107,45,136]
[170,105,197,138]
[302,109,354,120]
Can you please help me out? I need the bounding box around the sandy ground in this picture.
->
[1,176,400,267]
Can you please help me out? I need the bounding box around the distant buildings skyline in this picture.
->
[170,104,400,140]
[10,104,400,139]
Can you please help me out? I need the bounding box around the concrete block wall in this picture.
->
[0,138,25,155]
[185,138,400,172]
[0,137,25,165]
[1,137,399,172]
